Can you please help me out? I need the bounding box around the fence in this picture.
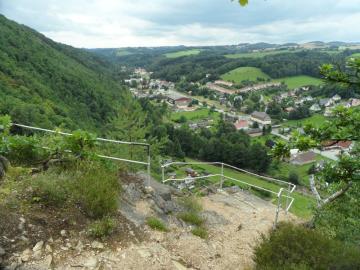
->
[161,161,296,228]
[12,123,151,186]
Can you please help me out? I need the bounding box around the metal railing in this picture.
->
[161,161,296,228]
[12,123,151,186]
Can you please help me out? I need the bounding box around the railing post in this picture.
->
[220,163,224,189]
[273,188,284,229]
[285,182,291,215]
[162,165,165,183]
[147,146,151,187]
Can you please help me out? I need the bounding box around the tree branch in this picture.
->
[309,174,353,208]
[322,181,352,205]
[309,174,322,207]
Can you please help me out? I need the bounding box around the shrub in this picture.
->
[72,161,120,219]
[146,217,169,232]
[191,227,208,239]
[30,171,69,207]
[88,217,116,238]
[253,222,360,270]
[179,196,203,213]
[288,171,300,185]
[178,211,204,226]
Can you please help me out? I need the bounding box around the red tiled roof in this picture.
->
[234,120,249,129]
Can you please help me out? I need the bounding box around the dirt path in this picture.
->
[9,187,296,270]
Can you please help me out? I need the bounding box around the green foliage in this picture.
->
[179,196,203,213]
[314,183,360,245]
[64,130,97,157]
[0,15,130,131]
[72,161,120,219]
[146,217,169,232]
[88,217,116,238]
[178,196,205,226]
[288,171,300,185]
[30,171,69,207]
[3,135,47,165]
[178,211,205,226]
[191,227,208,239]
[253,222,360,270]
[271,141,290,161]
[0,115,12,136]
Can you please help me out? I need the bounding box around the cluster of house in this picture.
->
[233,111,272,136]
[310,95,360,115]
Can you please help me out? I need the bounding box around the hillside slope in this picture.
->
[0,15,129,131]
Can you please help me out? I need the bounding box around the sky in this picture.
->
[1,0,360,48]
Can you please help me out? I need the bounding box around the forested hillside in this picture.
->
[0,15,131,132]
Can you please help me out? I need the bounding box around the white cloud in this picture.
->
[1,0,360,48]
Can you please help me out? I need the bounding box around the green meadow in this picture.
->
[221,67,270,83]
[165,49,202,58]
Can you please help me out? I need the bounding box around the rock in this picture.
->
[45,244,52,253]
[48,237,54,243]
[75,240,84,252]
[91,241,104,249]
[137,248,151,258]
[124,183,142,202]
[144,186,154,195]
[33,249,42,260]
[60,230,66,237]
[83,257,98,268]
[0,246,5,256]
[21,248,32,262]
[172,260,188,270]
[44,255,53,268]
[33,240,44,252]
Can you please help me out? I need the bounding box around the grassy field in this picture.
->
[171,108,220,122]
[224,50,296,59]
[116,49,133,57]
[221,67,270,83]
[274,75,324,89]
[165,49,202,58]
[350,52,360,58]
[170,159,315,219]
[283,114,327,128]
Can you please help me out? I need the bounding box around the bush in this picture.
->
[29,161,120,219]
[72,161,120,219]
[191,227,208,239]
[30,171,69,207]
[288,171,300,185]
[179,196,203,213]
[178,211,204,226]
[253,222,360,270]
[146,217,169,232]
[88,217,116,238]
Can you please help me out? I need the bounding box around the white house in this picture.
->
[250,111,272,126]
[310,103,321,112]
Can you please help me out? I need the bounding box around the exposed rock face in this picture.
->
[2,174,297,270]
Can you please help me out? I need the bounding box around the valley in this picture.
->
[0,6,359,270]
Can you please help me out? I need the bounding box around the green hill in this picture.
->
[0,15,131,132]
[274,75,324,89]
[164,49,202,58]
[221,67,270,83]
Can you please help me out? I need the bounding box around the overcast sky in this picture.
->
[1,0,360,48]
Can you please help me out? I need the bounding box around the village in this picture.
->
[124,67,358,189]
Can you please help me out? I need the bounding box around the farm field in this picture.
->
[283,114,327,128]
[165,49,202,58]
[171,108,220,122]
[274,75,324,89]
[221,67,270,83]
[168,159,315,218]
[116,49,133,57]
[224,49,297,59]
[350,52,360,58]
